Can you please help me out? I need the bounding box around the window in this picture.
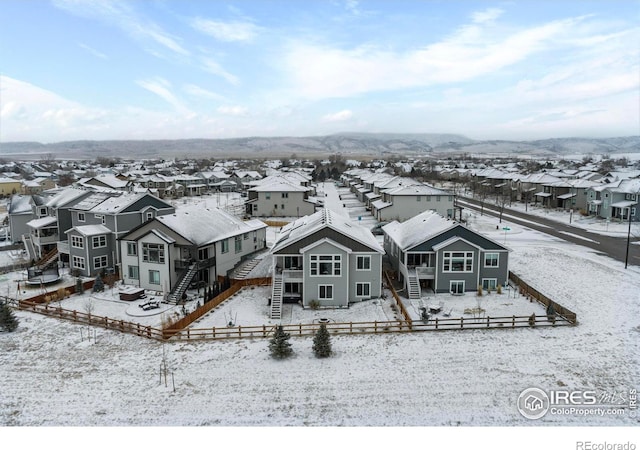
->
[39,207,47,216]
[142,243,165,263]
[78,212,85,222]
[146,211,154,221]
[243,233,249,240]
[282,192,289,198]
[221,239,229,254]
[356,282,370,298]
[265,192,271,199]
[128,265,139,280]
[356,255,371,270]
[95,214,105,224]
[318,285,333,300]
[443,251,473,272]
[310,255,341,276]
[482,279,498,290]
[417,196,421,202]
[281,204,285,210]
[92,235,107,249]
[274,204,278,209]
[71,235,84,249]
[235,236,242,253]
[436,196,441,202]
[484,253,499,268]
[93,255,108,270]
[72,256,85,270]
[632,207,637,217]
[450,280,465,294]
[149,270,160,285]
[127,242,137,256]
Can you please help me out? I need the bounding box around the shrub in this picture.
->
[0,302,19,332]
[477,285,483,296]
[269,325,293,359]
[312,324,332,358]
[496,284,502,294]
[308,299,320,310]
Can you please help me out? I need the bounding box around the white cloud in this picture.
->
[136,77,192,115]
[282,15,586,100]
[322,109,353,122]
[217,105,248,116]
[471,8,504,24]
[183,84,227,102]
[78,43,108,59]
[190,17,260,42]
[53,0,189,56]
[201,57,240,86]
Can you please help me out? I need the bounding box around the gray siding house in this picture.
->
[372,184,455,222]
[119,205,267,300]
[383,210,509,297]
[246,175,316,218]
[269,208,384,319]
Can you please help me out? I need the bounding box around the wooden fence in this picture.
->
[162,277,272,339]
[508,271,577,324]
[383,270,413,326]
[17,299,164,339]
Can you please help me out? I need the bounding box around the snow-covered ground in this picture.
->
[1,183,639,432]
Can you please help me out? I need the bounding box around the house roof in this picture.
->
[27,216,57,229]
[68,224,111,237]
[271,208,383,254]
[382,210,456,250]
[44,187,89,209]
[382,184,450,196]
[154,205,267,246]
[8,195,34,215]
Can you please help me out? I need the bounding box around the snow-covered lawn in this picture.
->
[1,183,639,427]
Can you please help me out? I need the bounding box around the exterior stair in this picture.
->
[23,235,36,261]
[167,263,198,304]
[233,257,261,280]
[270,274,283,320]
[407,269,421,300]
[36,247,59,269]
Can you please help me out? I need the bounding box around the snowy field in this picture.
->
[1,184,639,434]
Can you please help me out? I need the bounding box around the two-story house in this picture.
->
[371,184,454,222]
[383,210,510,298]
[269,208,384,319]
[245,175,316,218]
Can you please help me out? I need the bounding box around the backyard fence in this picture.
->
[383,270,413,326]
[508,271,577,324]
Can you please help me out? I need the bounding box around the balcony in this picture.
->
[415,265,436,279]
[57,241,70,254]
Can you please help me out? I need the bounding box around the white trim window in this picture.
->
[94,214,106,225]
[318,284,333,300]
[146,211,154,221]
[221,239,229,254]
[78,212,85,222]
[450,280,465,294]
[72,256,85,270]
[482,278,498,290]
[310,255,341,276]
[149,270,160,285]
[92,235,107,249]
[443,251,473,272]
[356,255,371,271]
[356,282,370,298]
[142,243,165,263]
[128,265,139,280]
[93,255,108,270]
[126,242,137,256]
[484,253,499,268]
[71,235,84,249]
[234,235,242,253]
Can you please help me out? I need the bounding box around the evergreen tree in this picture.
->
[76,277,84,294]
[269,325,293,359]
[0,302,19,332]
[92,274,104,293]
[312,323,332,358]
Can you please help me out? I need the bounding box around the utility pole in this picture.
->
[625,204,633,269]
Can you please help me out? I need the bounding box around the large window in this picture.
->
[356,255,371,271]
[149,270,160,285]
[235,236,242,253]
[92,235,107,249]
[484,253,499,268]
[310,255,341,276]
[482,278,498,290]
[127,242,137,256]
[72,256,85,270]
[318,285,333,300]
[221,239,229,254]
[71,235,84,249]
[93,255,108,270]
[142,243,165,263]
[450,280,465,294]
[128,265,139,280]
[443,251,473,272]
[356,282,370,298]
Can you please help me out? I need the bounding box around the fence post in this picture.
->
[350,322,353,334]
[238,326,242,338]
[460,317,463,329]
[212,327,216,339]
[435,317,438,330]
[487,316,490,328]
[262,325,266,337]
[374,321,378,333]
[512,316,515,328]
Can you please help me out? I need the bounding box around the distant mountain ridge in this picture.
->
[1,133,638,159]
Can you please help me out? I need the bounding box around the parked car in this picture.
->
[370,222,389,235]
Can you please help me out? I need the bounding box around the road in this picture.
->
[457,197,640,267]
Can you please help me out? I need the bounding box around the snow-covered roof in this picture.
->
[45,187,88,209]
[82,175,130,189]
[382,210,456,250]
[382,184,450,196]
[155,205,266,246]
[26,216,57,229]
[271,208,383,254]
[8,195,34,215]
[89,193,146,214]
[68,224,112,237]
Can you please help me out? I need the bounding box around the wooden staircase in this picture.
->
[270,274,283,320]
[407,269,421,299]
[36,247,58,269]
[167,263,198,304]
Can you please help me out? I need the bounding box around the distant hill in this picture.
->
[1,133,638,160]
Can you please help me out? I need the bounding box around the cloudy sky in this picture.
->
[0,0,638,143]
